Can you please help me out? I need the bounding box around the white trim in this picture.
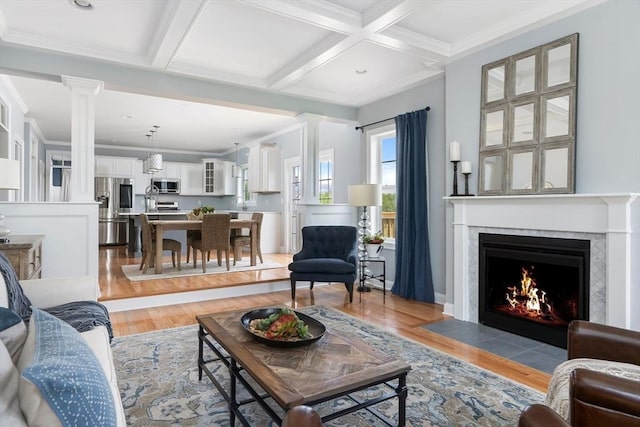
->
[284,155,301,253]
[103,280,295,312]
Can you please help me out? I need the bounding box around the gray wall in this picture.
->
[319,121,361,204]
[357,74,447,297]
[444,0,640,304]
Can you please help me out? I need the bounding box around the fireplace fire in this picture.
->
[479,233,589,348]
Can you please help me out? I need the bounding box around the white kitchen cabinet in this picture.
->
[202,159,235,196]
[248,145,281,193]
[95,156,136,177]
[180,163,203,195]
[133,160,151,194]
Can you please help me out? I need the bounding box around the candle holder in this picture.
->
[450,160,460,196]
[463,172,475,196]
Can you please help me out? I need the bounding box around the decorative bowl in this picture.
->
[240,308,325,347]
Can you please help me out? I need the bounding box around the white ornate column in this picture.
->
[297,113,321,204]
[61,75,103,202]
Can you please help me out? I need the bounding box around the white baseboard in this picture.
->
[103,280,294,312]
[443,303,454,317]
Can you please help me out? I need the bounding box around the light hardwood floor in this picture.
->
[101,246,550,393]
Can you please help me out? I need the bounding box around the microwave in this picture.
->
[151,178,180,194]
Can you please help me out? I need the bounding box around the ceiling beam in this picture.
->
[149,0,208,69]
[264,0,435,90]
[237,0,362,34]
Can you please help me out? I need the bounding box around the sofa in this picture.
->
[0,271,125,426]
[518,320,640,426]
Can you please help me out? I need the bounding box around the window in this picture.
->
[236,165,256,207]
[319,149,334,204]
[367,126,397,242]
[51,159,71,187]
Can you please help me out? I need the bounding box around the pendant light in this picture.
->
[148,125,163,172]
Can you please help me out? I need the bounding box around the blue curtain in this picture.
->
[391,109,434,302]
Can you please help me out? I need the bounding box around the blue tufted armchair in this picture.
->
[288,226,358,303]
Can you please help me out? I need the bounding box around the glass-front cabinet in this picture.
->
[202,159,235,196]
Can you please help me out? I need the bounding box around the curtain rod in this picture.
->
[355,106,430,133]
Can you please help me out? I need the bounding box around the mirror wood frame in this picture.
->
[478,33,578,195]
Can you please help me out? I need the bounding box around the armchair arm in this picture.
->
[518,404,569,427]
[281,406,322,427]
[20,275,99,309]
[570,368,640,426]
[568,320,640,365]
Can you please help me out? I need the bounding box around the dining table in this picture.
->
[148,218,257,274]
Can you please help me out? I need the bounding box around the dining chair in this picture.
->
[230,212,264,265]
[190,213,232,272]
[139,214,182,273]
[186,229,200,264]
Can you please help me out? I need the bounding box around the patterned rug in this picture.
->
[112,306,543,426]
[121,259,286,281]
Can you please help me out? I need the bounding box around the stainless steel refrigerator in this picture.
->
[95,177,134,245]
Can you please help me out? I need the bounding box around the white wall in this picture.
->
[444,0,640,305]
[319,121,361,204]
[2,202,99,278]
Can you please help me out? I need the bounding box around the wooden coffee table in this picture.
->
[197,308,411,426]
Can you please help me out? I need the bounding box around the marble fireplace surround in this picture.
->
[447,194,640,330]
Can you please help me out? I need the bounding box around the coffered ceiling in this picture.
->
[0,0,601,153]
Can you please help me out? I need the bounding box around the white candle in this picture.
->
[449,141,461,161]
[461,161,472,174]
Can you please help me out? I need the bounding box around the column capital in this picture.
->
[61,75,104,95]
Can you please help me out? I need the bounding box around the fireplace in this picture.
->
[479,233,590,348]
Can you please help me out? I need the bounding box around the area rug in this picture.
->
[112,306,543,426]
[121,259,287,281]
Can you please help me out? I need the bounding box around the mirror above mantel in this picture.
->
[478,33,578,195]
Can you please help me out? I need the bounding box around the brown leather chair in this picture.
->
[190,213,232,272]
[281,405,322,427]
[518,320,640,426]
[139,213,181,273]
[231,212,263,265]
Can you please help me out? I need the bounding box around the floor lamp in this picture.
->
[0,158,21,243]
[348,184,382,292]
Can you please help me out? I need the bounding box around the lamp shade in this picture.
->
[348,184,381,207]
[148,153,163,172]
[0,158,20,190]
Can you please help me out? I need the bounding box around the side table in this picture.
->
[358,256,386,303]
[0,235,44,280]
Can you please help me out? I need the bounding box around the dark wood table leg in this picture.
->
[198,326,204,380]
[398,373,408,426]
[229,359,238,426]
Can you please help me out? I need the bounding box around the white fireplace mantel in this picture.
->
[446,193,640,331]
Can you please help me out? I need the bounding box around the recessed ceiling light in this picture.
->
[355,69,367,74]
[69,0,93,10]
[121,114,133,120]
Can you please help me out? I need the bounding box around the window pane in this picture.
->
[318,158,333,204]
[380,135,396,240]
[52,167,62,187]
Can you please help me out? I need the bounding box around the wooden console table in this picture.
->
[0,235,44,279]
